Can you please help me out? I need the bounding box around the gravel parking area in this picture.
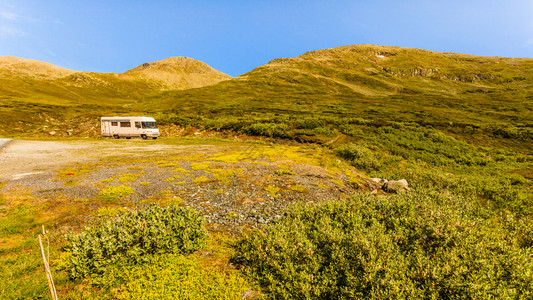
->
[0,139,366,234]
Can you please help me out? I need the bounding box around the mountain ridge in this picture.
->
[0,44,532,138]
[0,55,232,97]
[0,56,77,79]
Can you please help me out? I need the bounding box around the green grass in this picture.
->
[0,191,58,299]
[81,252,251,299]
[98,185,134,201]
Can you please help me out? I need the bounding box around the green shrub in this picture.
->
[245,122,291,138]
[64,205,208,279]
[311,126,336,137]
[237,191,533,299]
[336,143,382,170]
[291,117,324,129]
[374,124,490,167]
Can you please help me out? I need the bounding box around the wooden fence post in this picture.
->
[39,226,58,300]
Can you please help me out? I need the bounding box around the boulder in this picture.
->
[382,179,409,193]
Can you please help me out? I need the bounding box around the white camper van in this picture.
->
[101,116,160,139]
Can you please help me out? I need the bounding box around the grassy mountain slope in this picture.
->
[155,45,532,128]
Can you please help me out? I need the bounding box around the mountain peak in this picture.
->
[131,56,208,71]
[123,56,232,90]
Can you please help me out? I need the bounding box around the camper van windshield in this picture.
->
[143,122,157,129]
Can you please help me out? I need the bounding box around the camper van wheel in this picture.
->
[126,137,131,139]
[113,135,119,139]
[141,134,147,140]
[152,137,157,140]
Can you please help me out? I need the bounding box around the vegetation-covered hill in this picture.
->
[156,45,532,136]
[0,56,231,103]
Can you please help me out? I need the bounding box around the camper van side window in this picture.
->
[111,122,118,126]
[135,122,141,128]
[120,122,131,127]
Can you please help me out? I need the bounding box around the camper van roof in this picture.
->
[101,116,156,121]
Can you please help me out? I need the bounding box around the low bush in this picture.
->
[237,191,533,299]
[375,124,489,167]
[336,143,382,171]
[244,122,291,138]
[64,205,207,279]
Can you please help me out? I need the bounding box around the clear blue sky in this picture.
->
[1,0,532,76]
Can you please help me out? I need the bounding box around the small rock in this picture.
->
[382,179,409,193]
